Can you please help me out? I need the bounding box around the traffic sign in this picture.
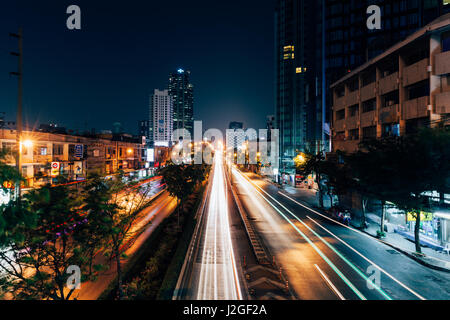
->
[3,181,13,189]
[75,144,84,158]
[51,162,60,176]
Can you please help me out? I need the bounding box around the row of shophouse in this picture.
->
[329,14,450,248]
[0,128,148,189]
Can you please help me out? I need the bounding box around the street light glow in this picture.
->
[295,153,305,163]
[22,140,33,148]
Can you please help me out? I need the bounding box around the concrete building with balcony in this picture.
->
[331,13,450,154]
[150,89,173,147]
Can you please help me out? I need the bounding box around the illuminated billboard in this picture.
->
[147,148,155,162]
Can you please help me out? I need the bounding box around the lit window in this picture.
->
[283,45,295,52]
[296,67,302,73]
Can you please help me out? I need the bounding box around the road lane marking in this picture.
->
[306,216,426,300]
[278,191,380,236]
[238,173,392,300]
[276,191,426,301]
[233,168,367,300]
[314,264,346,300]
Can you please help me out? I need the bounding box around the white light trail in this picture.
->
[197,151,242,300]
[314,264,346,300]
[232,167,366,300]
[277,192,426,301]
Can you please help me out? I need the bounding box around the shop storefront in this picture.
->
[435,212,450,246]
[387,204,450,248]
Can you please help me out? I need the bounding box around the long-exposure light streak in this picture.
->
[278,193,426,300]
[234,169,401,300]
[232,167,367,300]
[196,152,242,300]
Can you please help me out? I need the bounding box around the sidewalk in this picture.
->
[278,184,320,208]
[363,213,450,272]
[269,180,450,273]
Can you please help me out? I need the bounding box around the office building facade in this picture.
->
[150,89,173,147]
[275,0,449,172]
[326,0,450,86]
[331,13,450,153]
[275,0,326,174]
[138,120,150,144]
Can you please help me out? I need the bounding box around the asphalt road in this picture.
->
[232,169,450,300]
[73,187,177,300]
[188,152,243,300]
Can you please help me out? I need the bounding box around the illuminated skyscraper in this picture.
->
[275,0,325,174]
[168,69,194,138]
[150,89,173,146]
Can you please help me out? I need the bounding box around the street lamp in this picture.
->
[22,140,33,148]
[295,153,305,164]
[16,139,33,196]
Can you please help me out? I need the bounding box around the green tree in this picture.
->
[0,150,25,241]
[320,159,355,208]
[295,150,355,210]
[158,162,208,228]
[0,150,23,192]
[73,174,110,278]
[295,150,326,207]
[83,172,154,300]
[0,181,90,300]
[345,128,450,253]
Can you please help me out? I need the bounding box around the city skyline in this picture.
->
[0,0,449,308]
[0,1,275,135]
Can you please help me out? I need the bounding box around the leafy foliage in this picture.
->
[344,127,450,253]
[158,162,209,226]
[80,171,156,299]
[295,150,353,207]
[0,181,89,300]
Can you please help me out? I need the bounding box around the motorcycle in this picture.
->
[340,210,351,226]
[328,206,351,226]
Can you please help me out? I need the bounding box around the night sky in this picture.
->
[0,0,275,135]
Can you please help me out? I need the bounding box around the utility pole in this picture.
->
[10,28,23,199]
